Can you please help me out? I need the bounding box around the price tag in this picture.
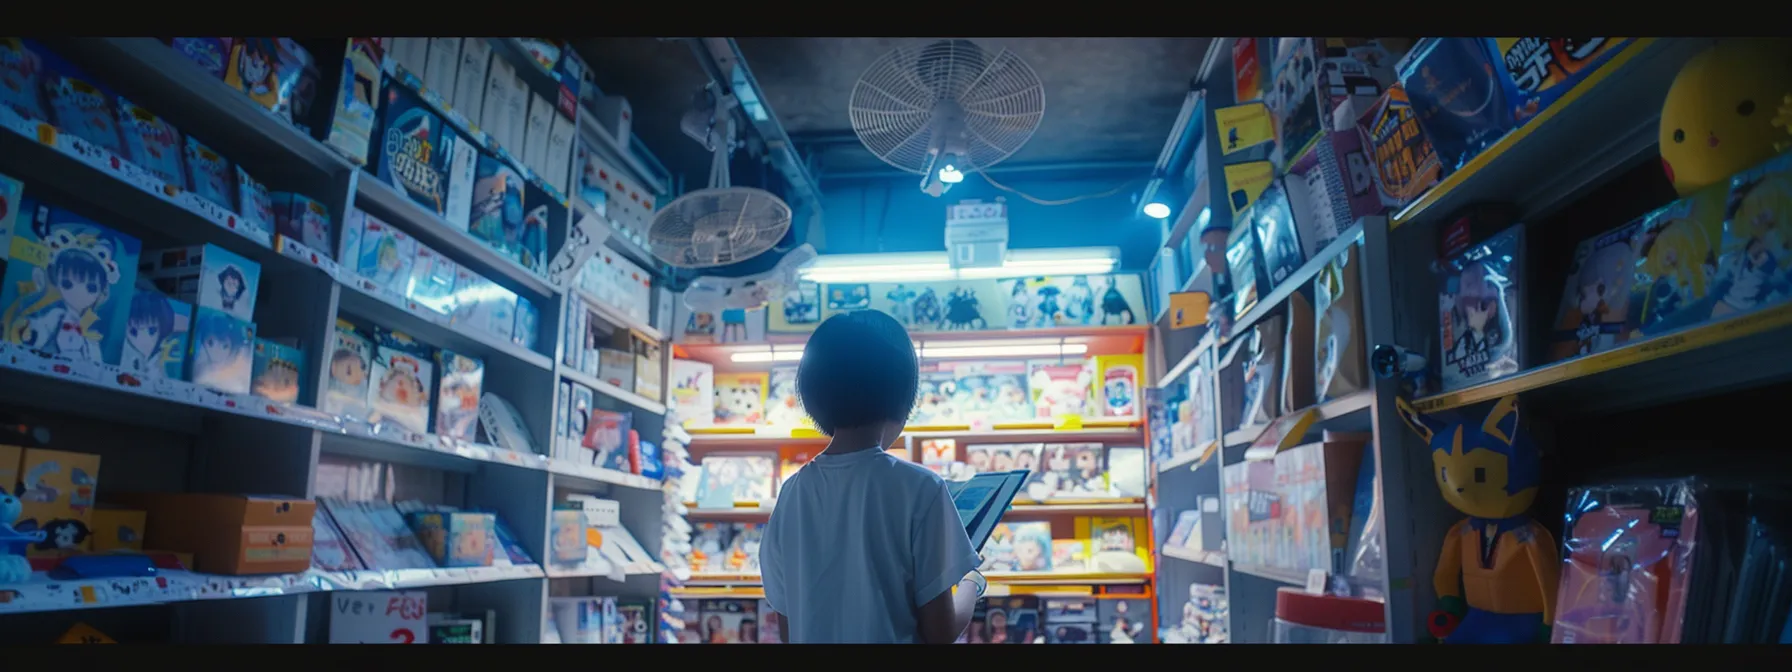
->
[34,121,56,145]
[329,590,429,644]
[1305,568,1328,595]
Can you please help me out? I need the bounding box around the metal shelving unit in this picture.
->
[0,37,677,644]
[1147,36,1767,644]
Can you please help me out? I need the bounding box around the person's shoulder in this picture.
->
[878,453,948,491]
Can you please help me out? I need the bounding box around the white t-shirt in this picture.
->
[759,447,981,644]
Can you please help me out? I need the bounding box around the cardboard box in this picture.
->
[90,508,147,552]
[549,506,585,566]
[524,93,553,178]
[452,39,493,123]
[424,38,462,101]
[16,448,101,557]
[480,56,516,150]
[112,493,315,575]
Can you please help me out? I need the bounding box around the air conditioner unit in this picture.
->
[944,198,1009,269]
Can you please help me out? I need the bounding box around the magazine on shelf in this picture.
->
[946,469,1031,552]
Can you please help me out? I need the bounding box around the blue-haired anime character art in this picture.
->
[0,206,140,365]
[1394,394,1559,644]
[122,287,188,380]
[190,307,254,394]
[469,156,524,259]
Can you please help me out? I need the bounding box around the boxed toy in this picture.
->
[1240,315,1285,428]
[221,39,296,122]
[309,506,364,572]
[89,508,146,552]
[189,306,255,393]
[513,295,538,349]
[116,98,185,186]
[633,331,663,402]
[353,213,417,297]
[184,136,234,213]
[406,510,494,568]
[469,154,525,260]
[0,39,49,124]
[338,207,367,264]
[14,447,101,556]
[1090,354,1142,417]
[443,124,479,231]
[375,80,452,218]
[408,245,459,317]
[141,243,261,322]
[524,94,553,177]
[117,492,314,575]
[585,410,632,471]
[124,280,192,381]
[250,338,303,403]
[502,74,530,159]
[170,38,233,80]
[0,203,142,364]
[271,191,333,257]
[1712,151,1792,319]
[1268,37,1322,170]
[320,497,437,570]
[1226,221,1265,320]
[545,111,577,196]
[323,320,375,420]
[435,349,484,442]
[953,360,1032,423]
[1549,220,1641,361]
[41,51,126,157]
[369,329,435,434]
[574,140,608,210]
[1626,183,1729,338]
[387,38,431,81]
[1485,38,1632,125]
[1317,39,1408,131]
[452,38,492,125]
[669,358,714,427]
[324,38,383,166]
[479,56,517,151]
[1249,181,1306,288]
[520,184,557,273]
[564,384,594,460]
[1096,597,1151,644]
[1438,225,1525,391]
[1355,82,1441,210]
[598,348,634,391]
[1552,479,1699,644]
[549,505,586,566]
[1313,243,1367,401]
[1399,38,1514,175]
[0,172,21,261]
[424,38,462,103]
[234,166,276,238]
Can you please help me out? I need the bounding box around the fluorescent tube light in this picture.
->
[797,248,1120,284]
[730,349,805,363]
[920,343,1088,359]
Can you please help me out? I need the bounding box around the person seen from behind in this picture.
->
[758,310,986,643]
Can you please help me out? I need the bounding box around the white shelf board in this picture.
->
[1161,546,1227,568]
[0,564,545,616]
[355,170,558,299]
[560,367,668,415]
[573,288,663,342]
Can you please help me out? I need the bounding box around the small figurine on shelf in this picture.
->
[1394,395,1557,644]
[0,491,46,582]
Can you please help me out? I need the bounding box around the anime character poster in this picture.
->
[769,280,821,333]
[1549,221,1640,361]
[0,204,141,366]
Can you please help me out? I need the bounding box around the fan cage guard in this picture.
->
[648,186,793,269]
[849,39,1045,175]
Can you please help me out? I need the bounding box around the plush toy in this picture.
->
[0,491,46,582]
[1394,395,1558,644]
[1659,39,1792,196]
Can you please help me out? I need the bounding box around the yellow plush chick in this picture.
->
[1659,39,1792,196]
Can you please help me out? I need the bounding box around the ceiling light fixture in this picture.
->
[1142,201,1171,219]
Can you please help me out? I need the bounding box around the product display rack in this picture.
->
[0,37,676,644]
[669,321,1162,642]
[1149,36,1791,645]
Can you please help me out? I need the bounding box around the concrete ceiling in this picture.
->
[572,37,1210,184]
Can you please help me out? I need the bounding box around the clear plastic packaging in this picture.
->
[1552,479,1701,644]
[1272,588,1387,643]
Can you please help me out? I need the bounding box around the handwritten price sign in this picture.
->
[328,590,429,644]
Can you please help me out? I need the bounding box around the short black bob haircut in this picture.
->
[797,310,918,435]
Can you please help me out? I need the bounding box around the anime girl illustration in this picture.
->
[1032,283,1063,327]
[943,288,985,330]
[191,310,252,393]
[1714,172,1792,316]
[1064,276,1097,325]
[122,290,178,379]
[375,353,428,428]
[227,39,280,109]
[1445,260,1506,367]
[1553,231,1637,358]
[1071,445,1104,494]
[470,160,524,255]
[1008,279,1033,329]
[1636,216,1715,335]
[216,265,249,314]
[3,220,128,363]
[1013,526,1053,572]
